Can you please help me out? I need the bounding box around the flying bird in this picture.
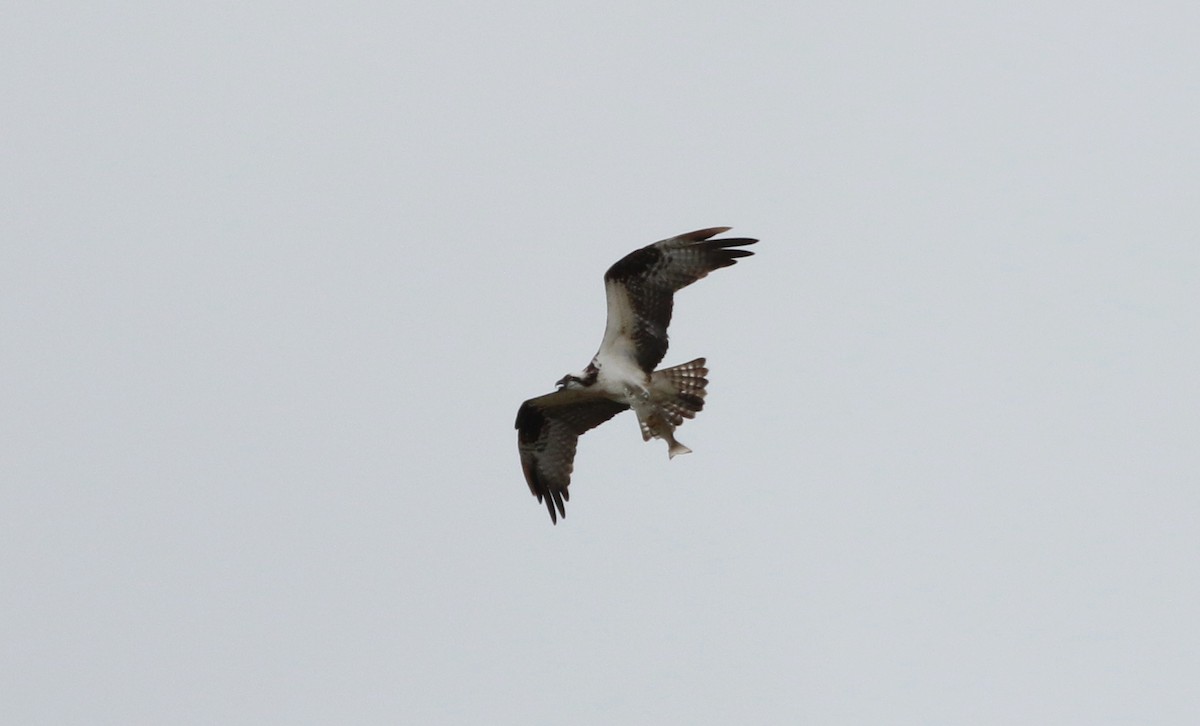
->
[515,227,757,523]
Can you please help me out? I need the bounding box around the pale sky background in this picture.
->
[3,2,1197,724]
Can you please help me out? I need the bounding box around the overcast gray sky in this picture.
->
[3,2,1197,724]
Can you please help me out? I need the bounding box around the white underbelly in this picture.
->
[594,356,650,402]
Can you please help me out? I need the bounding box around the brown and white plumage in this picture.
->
[600,226,757,372]
[515,227,757,523]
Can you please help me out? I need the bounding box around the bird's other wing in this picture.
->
[515,389,630,524]
[597,227,757,373]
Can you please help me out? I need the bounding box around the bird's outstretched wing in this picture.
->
[515,390,629,523]
[598,227,757,372]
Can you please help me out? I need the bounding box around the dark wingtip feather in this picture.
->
[531,473,565,525]
[549,490,565,524]
[700,237,758,250]
[700,236,757,268]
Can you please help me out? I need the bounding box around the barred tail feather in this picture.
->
[650,357,709,427]
[634,358,710,458]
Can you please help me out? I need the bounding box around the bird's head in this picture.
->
[555,373,586,390]
[555,363,598,390]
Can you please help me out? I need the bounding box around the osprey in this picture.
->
[515,226,757,523]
